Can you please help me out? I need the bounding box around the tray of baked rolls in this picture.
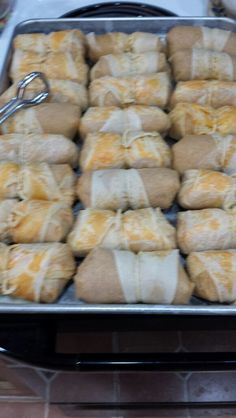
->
[0,16,236,314]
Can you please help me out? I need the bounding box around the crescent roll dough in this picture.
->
[170,81,236,109]
[177,208,236,254]
[172,134,236,175]
[0,134,79,167]
[170,103,236,139]
[89,73,171,108]
[87,32,164,61]
[167,26,236,56]
[75,248,194,304]
[10,50,88,85]
[0,243,76,302]
[170,49,236,82]
[1,79,88,109]
[0,103,80,139]
[77,168,180,210]
[68,207,176,256]
[79,131,171,171]
[79,106,170,138]
[0,162,76,205]
[178,169,236,210]
[187,250,236,303]
[90,51,168,80]
[13,30,86,55]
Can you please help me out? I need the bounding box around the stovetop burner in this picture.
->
[61,1,177,18]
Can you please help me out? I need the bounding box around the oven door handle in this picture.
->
[2,348,236,371]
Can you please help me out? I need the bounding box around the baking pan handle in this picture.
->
[2,348,236,371]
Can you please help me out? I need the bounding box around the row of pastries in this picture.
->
[0,26,236,305]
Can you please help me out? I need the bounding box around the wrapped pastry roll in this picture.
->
[18,163,76,205]
[78,168,179,210]
[0,162,19,198]
[0,243,76,302]
[10,50,88,85]
[13,30,86,55]
[167,26,236,56]
[170,81,236,109]
[0,134,79,168]
[0,200,18,241]
[80,131,171,171]
[68,208,176,256]
[90,51,168,80]
[187,250,236,303]
[178,169,236,210]
[87,32,164,61]
[172,134,236,175]
[170,49,236,82]
[1,79,88,109]
[0,162,76,204]
[89,73,171,108]
[79,106,170,138]
[177,208,236,254]
[9,200,73,243]
[169,103,236,140]
[0,103,80,139]
[75,248,194,304]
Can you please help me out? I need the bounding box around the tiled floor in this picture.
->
[1,330,236,417]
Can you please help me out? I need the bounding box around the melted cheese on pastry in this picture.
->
[187,250,236,303]
[80,131,171,171]
[68,208,176,256]
[0,243,75,302]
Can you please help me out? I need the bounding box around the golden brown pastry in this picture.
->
[167,26,236,56]
[90,51,168,80]
[178,169,236,210]
[172,134,236,175]
[10,50,88,85]
[68,207,176,256]
[0,199,18,241]
[0,242,76,302]
[0,162,76,204]
[89,73,171,108]
[87,32,164,61]
[10,133,79,166]
[187,250,236,303]
[9,200,73,243]
[170,49,236,82]
[0,103,80,139]
[1,79,88,109]
[170,80,236,109]
[77,168,180,211]
[0,134,79,167]
[79,106,170,138]
[74,247,194,304]
[169,103,236,140]
[79,131,171,171]
[18,163,76,205]
[0,162,19,198]
[177,208,236,254]
[13,30,86,56]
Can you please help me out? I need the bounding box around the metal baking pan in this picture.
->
[1,16,236,315]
